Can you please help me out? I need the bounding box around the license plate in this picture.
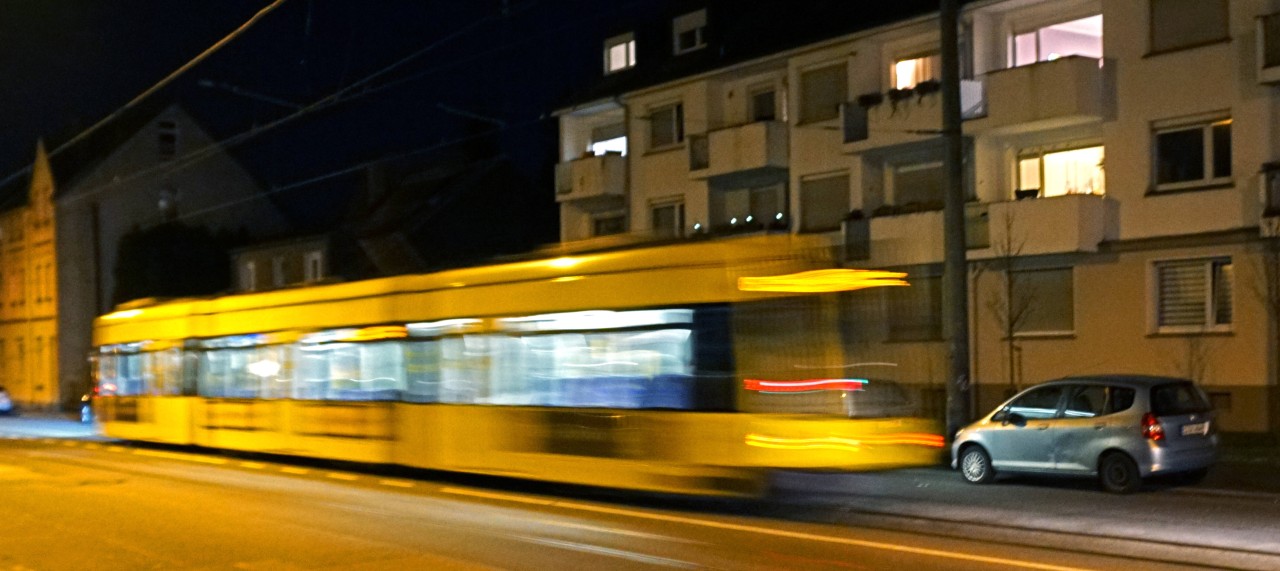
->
[1182,421,1209,436]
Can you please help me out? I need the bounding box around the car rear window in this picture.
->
[1150,382,1210,416]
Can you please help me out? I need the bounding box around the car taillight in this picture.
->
[1142,412,1165,441]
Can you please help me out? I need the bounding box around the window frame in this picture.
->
[1150,256,1234,334]
[1151,117,1232,193]
[647,102,685,151]
[1009,267,1076,337]
[651,201,685,238]
[672,9,706,55]
[1016,144,1105,198]
[1008,13,1103,68]
[604,32,637,74]
[798,62,847,124]
[892,50,940,90]
[592,214,627,237]
[798,172,850,233]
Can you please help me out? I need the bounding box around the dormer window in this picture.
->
[604,32,636,74]
[157,120,178,161]
[673,10,706,55]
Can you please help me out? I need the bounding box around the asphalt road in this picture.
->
[1,416,1277,570]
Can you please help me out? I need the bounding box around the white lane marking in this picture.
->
[326,472,359,481]
[133,449,229,465]
[379,479,415,488]
[515,535,699,569]
[441,487,1093,571]
[281,467,309,475]
[534,518,703,545]
[239,462,266,469]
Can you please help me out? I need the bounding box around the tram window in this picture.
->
[403,340,441,403]
[199,351,231,397]
[295,345,330,400]
[440,336,487,404]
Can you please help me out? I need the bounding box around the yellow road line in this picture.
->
[281,467,309,475]
[239,462,267,469]
[326,472,359,481]
[379,479,415,488]
[133,449,229,465]
[441,488,1093,571]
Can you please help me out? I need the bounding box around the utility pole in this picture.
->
[941,0,972,438]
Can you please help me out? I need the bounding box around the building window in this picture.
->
[241,261,257,292]
[1153,118,1231,191]
[672,10,706,55]
[304,251,324,282]
[648,103,684,149]
[604,32,636,74]
[799,173,849,233]
[1011,14,1103,67]
[1149,0,1228,54]
[589,123,627,156]
[799,63,846,123]
[158,120,178,161]
[1154,257,1233,332]
[711,184,786,233]
[1017,145,1105,198]
[652,202,685,238]
[893,52,939,90]
[1012,268,1075,334]
[271,256,286,288]
[887,275,942,341]
[593,215,627,236]
[890,160,945,207]
[749,85,777,122]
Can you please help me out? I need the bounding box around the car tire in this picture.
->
[959,445,995,485]
[1099,452,1141,494]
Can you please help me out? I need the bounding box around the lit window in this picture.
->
[1011,15,1103,67]
[604,33,636,74]
[648,103,684,149]
[1154,118,1231,191]
[1017,146,1105,198]
[589,123,627,156]
[673,10,706,54]
[800,64,846,123]
[893,52,939,90]
[1154,258,1232,332]
[1149,0,1227,54]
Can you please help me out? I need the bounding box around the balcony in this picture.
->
[842,79,985,154]
[554,153,627,203]
[690,121,788,184]
[967,56,1110,136]
[845,204,990,266]
[970,193,1117,259]
[1259,13,1280,84]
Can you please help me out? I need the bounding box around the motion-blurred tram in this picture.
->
[91,235,943,496]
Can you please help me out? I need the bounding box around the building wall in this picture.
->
[0,143,59,409]
[56,104,289,407]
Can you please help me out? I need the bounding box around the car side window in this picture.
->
[1007,386,1065,420]
[1107,386,1136,414]
[1064,385,1107,418]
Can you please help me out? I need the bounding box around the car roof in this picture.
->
[1046,374,1194,387]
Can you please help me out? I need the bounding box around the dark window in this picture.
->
[1154,119,1231,190]
[1151,382,1211,416]
[593,215,626,236]
[799,173,849,233]
[649,103,685,148]
[750,88,777,122]
[800,64,846,123]
[1149,0,1228,53]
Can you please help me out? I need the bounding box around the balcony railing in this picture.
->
[553,153,627,203]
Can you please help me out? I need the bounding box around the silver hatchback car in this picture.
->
[952,375,1218,493]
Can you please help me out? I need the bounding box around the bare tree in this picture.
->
[1250,217,1280,435]
[977,208,1036,396]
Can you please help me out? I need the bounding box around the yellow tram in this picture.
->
[91,235,942,496]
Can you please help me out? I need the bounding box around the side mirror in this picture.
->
[992,407,1008,423]
[1006,412,1028,427]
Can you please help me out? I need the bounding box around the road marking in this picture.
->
[441,487,1093,571]
[133,449,229,465]
[281,467,309,475]
[326,472,359,481]
[534,518,702,544]
[239,462,266,469]
[514,535,699,568]
[379,479,415,488]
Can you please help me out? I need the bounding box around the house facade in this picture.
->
[555,0,1280,433]
[0,142,59,409]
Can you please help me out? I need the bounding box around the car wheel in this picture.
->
[959,445,995,484]
[1099,452,1141,494]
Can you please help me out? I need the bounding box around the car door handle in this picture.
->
[1094,424,1107,430]
[1035,424,1049,430]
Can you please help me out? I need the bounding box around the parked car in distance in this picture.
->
[952,375,1218,494]
[0,386,14,416]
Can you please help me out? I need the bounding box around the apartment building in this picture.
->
[554,0,1280,434]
